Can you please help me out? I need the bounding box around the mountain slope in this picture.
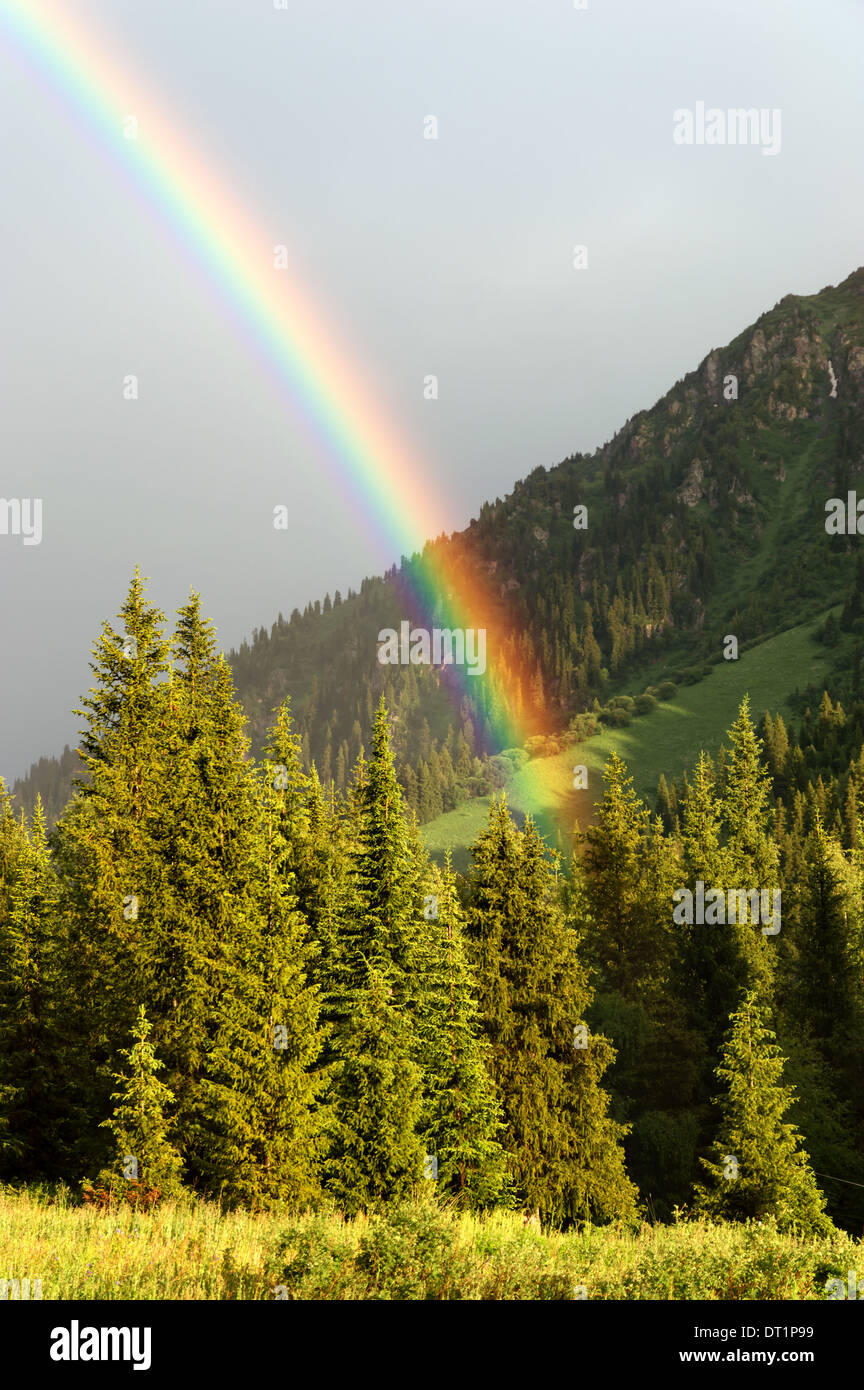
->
[14,267,864,827]
[422,613,836,871]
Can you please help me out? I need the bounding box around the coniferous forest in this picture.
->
[6,2,864,1334]
[3,571,864,1311]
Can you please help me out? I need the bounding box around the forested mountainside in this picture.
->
[15,266,864,824]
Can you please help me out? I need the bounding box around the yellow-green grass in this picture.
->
[0,1186,274,1300]
[1,1187,858,1300]
[423,617,832,869]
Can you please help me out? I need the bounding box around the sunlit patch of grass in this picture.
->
[3,1186,859,1300]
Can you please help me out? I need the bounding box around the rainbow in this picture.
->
[1,0,565,827]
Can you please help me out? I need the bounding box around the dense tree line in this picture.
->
[0,577,632,1221]
[2,577,861,1236]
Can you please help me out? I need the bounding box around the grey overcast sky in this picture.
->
[0,0,862,779]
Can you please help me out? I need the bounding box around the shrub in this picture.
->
[355,1202,458,1299]
[524,735,548,758]
[656,681,678,700]
[266,1212,365,1300]
[500,748,529,770]
[599,707,631,727]
[487,755,514,787]
[568,714,600,742]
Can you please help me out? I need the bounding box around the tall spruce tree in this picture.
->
[166,602,319,1207]
[694,991,832,1235]
[467,797,638,1226]
[57,580,324,1206]
[0,794,80,1176]
[253,700,325,1207]
[351,698,421,990]
[778,815,864,1229]
[792,815,859,1058]
[262,707,344,1013]
[413,853,505,1207]
[676,751,748,1060]
[719,697,780,1003]
[54,570,172,1157]
[582,754,666,996]
[325,961,423,1215]
[0,782,23,1168]
[578,764,699,1217]
[324,700,423,1210]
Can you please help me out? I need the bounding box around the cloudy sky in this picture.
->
[1,0,862,779]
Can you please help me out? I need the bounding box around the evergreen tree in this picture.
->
[792,815,858,1056]
[579,776,700,1217]
[166,608,318,1207]
[676,751,748,1059]
[467,797,638,1225]
[723,697,780,880]
[778,1031,864,1233]
[694,992,832,1234]
[681,752,725,884]
[582,754,665,995]
[0,794,80,1176]
[414,854,505,1207]
[719,700,780,1005]
[93,1004,184,1200]
[54,570,172,1150]
[324,700,423,1209]
[324,963,422,1215]
[248,703,325,1207]
[350,699,422,991]
[58,581,324,1206]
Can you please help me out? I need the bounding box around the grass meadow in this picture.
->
[1,1186,860,1300]
[423,616,832,870]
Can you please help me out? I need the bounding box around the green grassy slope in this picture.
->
[422,614,833,871]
